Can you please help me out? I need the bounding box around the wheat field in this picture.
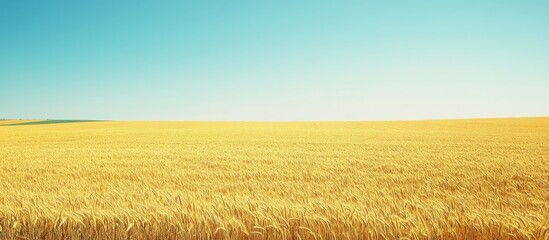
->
[0,118,547,239]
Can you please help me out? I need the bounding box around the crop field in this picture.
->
[0,118,548,239]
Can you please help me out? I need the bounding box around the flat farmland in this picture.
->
[0,118,548,239]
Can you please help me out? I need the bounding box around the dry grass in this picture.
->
[0,118,548,239]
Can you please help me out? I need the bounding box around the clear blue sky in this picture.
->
[1,1,548,121]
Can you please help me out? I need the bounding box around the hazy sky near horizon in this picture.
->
[1,1,548,121]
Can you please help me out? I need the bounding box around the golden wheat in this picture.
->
[0,118,548,239]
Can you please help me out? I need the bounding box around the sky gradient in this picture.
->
[1,1,548,121]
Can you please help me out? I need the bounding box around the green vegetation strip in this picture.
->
[3,120,106,126]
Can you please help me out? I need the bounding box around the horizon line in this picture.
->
[2,116,548,123]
